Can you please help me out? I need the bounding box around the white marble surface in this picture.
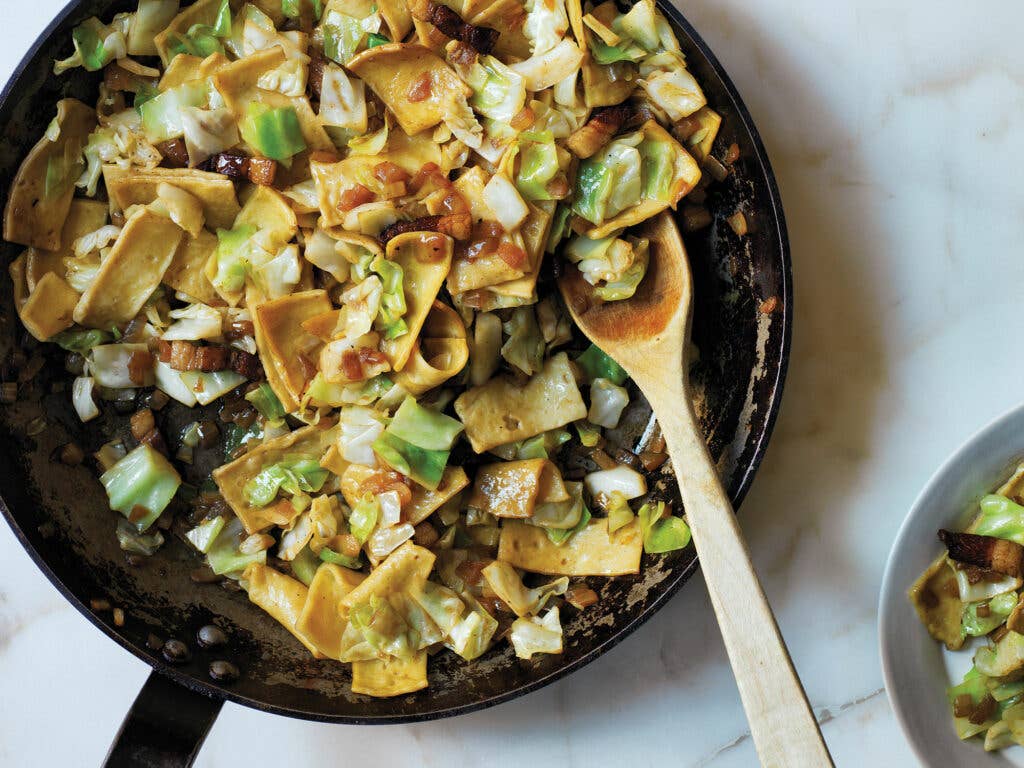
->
[3,0,1023,765]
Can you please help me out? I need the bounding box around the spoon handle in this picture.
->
[642,380,833,767]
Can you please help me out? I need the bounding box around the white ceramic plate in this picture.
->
[880,403,1024,767]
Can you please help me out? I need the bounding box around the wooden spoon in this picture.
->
[559,212,833,767]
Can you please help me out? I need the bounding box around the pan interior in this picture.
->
[0,0,789,721]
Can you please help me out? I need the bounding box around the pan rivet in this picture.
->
[161,639,191,665]
[197,624,228,649]
[209,660,240,683]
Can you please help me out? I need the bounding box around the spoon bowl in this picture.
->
[559,214,689,354]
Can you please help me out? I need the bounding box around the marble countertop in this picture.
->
[3,0,1021,765]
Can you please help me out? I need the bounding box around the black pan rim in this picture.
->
[0,0,792,724]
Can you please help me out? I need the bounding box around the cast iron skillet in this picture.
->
[0,1,791,764]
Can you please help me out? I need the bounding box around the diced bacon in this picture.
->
[247,157,277,186]
[228,349,265,380]
[128,350,154,385]
[338,184,376,212]
[373,162,411,185]
[157,138,190,168]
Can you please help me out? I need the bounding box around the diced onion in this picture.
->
[90,344,152,388]
[367,522,414,560]
[72,376,100,422]
[339,406,385,466]
[154,360,197,407]
[510,39,584,92]
[378,490,402,527]
[588,378,629,429]
[584,464,646,500]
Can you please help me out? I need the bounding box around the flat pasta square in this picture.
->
[73,209,183,328]
[497,518,643,576]
[213,423,340,534]
[103,166,241,231]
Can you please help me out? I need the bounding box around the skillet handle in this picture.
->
[104,670,223,768]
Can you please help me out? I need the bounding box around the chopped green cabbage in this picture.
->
[574,420,602,448]
[165,0,231,59]
[595,239,648,301]
[338,405,385,465]
[52,328,111,353]
[606,490,635,533]
[322,9,380,64]
[243,456,329,508]
[516,134,565,202]
[954,567,1020,604]
[467,55,526,123]
[947,667,997,740]
[116,517,165,555]
[501,306,545,376]
[523,0,568,56]
[576,344,629,386]
[90,343,153,388]
[245,382,286,420]
[638,501,691,554]
[162,303,223,341]
[532,480,585,530]
[639,136,675,202]
[207,516,269,575]
[975,495,1024,544]
[492,428,571,461]
[482,561,568,616]
[213,223,258,295]
[572,158,613,224]
[185,515,227,554]
[447,593,498,661]
[55,16,129,74]
[319,546,363,569]
[509,606,562,659]
[290,545,322,586]
[178,370,247,405]
[546,487,591,545]
[140,80,212,143]
[100,444,182,532]
[319,64,368,132]
[72,376,100,422]
[546,204,572,253]
[411,580,466,637]
[240,103,307,162]
[180,106,240,168]
[615,0,659,51]
[347,595,418,660]
[78,130,118,197]
[372,432,448,490]
[585,465,646,500]
[282,0,324,20]
[348,493,379,544]
[639,54,707,121]
[388,397,464,451]
[370,256,408,340]
[589,36,646,65]
[588,377,629,428]
[963,592,1018,637]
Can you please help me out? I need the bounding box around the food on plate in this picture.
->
[911,463,1024,750]
[4,0,729,697]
